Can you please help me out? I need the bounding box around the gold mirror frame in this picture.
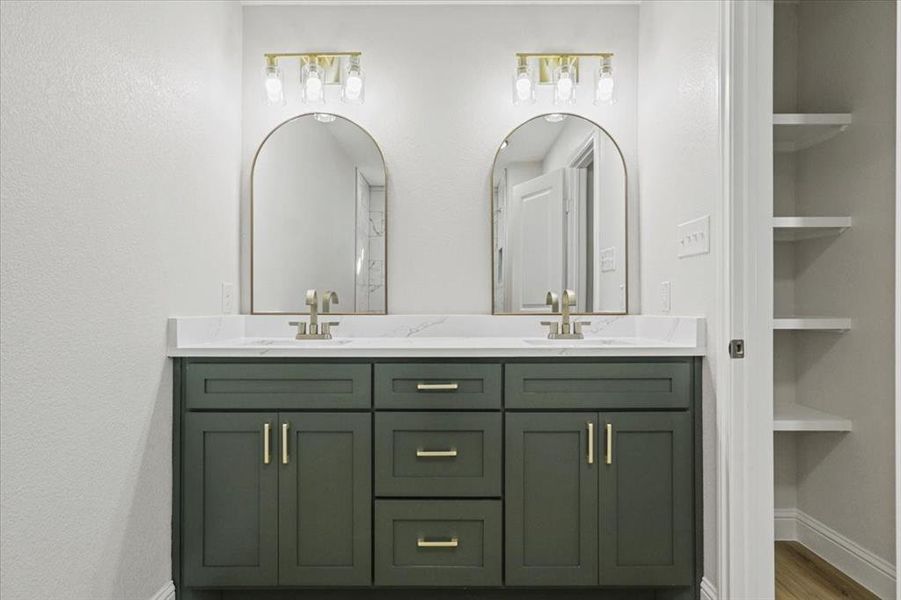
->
[490,112,629,315]
[250,112,388,315]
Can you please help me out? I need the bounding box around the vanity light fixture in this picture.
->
[512,53,614,106]
[263,52,365,105]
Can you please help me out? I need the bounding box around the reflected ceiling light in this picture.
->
[544,113,567,123]
[314,113,336,123]
[341,55,365,104]
[595,55,615,105]
[512,56,535,105]
[512,53,614,106]
[262,52,365,105]
[263,58,285,105]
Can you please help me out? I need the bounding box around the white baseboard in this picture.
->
[700,576,718,600]
[775,508,896,599]
[149,581,175,600]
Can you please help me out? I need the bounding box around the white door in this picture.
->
[508,169,570,312]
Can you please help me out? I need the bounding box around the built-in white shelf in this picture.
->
[773,317,852,332]
[774,403,853,432]
[773,113,853,152]
[773,216,852,241]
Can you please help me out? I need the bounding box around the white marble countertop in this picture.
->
[168,315,705,358]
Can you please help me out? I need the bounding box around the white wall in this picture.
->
[637,0,721,588]
[241,3,639,313]
[0,2,242,599]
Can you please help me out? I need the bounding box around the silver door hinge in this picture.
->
[729,339,745,359]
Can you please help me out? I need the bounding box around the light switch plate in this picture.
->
[660,281,671,313]
[677,215,710,258]
[221,282,235,314]
[599,247,616,272]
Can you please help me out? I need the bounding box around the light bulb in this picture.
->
[263,63,284,105]
[314,113,336,123]
[544,113,567,123]
[342,56,366,104]
[594,56,615,105]
[305,75,322,101]
[553,61,576,105]
[515,75,532,100]
[512,59,535,105]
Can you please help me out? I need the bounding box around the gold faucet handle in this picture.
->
[540,320,559,337]
[288,321,307,337]
[574,321,592,335]
[320,321,339,338]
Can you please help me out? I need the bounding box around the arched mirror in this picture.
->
[252,113,386,314]
[491,113,627,314]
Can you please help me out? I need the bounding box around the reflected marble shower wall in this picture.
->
[368,186,386,312]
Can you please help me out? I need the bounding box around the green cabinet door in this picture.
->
[599,412,693,586]
[505,413,598,586]
[278,413,372,586]
[183,412,278,587]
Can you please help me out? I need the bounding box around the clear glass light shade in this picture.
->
[553,62,576,105]
[341,58,365,104]
[301,61,326,104]
[512,64,535,104]
[594,57,615,105]
[264,64,285,105]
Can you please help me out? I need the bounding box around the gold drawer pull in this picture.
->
[282,422,290,465]
[587,422,594,465]
[605,423,613,465]
[416,448,458,458]
[263,422,271,465]
[416,382,460,391]
[417,537,459,548]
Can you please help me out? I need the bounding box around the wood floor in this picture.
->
[775,541,878,600]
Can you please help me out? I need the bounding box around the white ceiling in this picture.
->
[242,1,639,5]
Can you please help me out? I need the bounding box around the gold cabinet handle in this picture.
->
[416,382,460,391]
[281,422,290,465]
[417,537,459,548]
[263,422,271,465]
[416,449,458,458]
[605,423,613,465]
[587,422,594,465]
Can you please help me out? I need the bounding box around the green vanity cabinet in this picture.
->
[183,412,279,587]
[173,357,701,599]
[181,409,371,588]
[505,413,599,586]
[506,410,694,588]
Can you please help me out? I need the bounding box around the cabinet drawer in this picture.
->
[375,364,501,409]
[186,363,371,410]
[374,500,501,587]
[505,362,691,410]
[375,413,501,497]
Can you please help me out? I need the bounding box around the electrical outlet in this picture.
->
[660,281,671,313]
[677,215,710,258]
[600,247,616,272]
[221,282,235,314]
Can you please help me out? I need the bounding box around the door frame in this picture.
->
[717,1,775,598]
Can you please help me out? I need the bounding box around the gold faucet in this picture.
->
[541,289,591,339]
[289,289,339,339]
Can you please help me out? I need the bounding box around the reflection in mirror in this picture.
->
[252,113,386,314]
[492,113,627,314]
